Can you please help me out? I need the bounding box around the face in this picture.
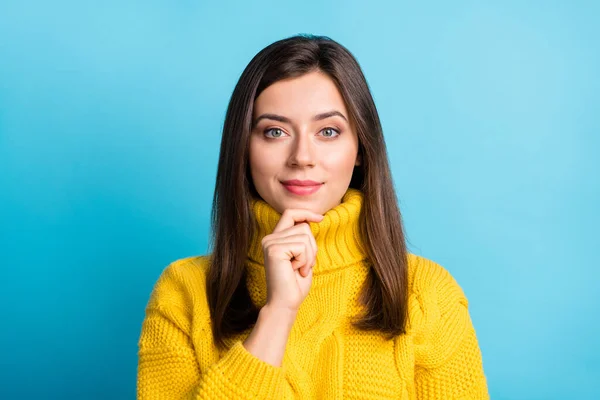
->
[248,70,360,215]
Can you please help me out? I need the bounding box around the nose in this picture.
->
[287,133,316,167]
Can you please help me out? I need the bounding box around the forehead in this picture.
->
[253,71,348,119]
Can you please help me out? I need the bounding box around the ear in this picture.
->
[355,153,362,167]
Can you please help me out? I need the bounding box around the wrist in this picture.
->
[242,304,298,367]
[260,304,298,327]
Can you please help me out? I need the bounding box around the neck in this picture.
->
[247,188,369,275]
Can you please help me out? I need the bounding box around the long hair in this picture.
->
[207,34,409,349]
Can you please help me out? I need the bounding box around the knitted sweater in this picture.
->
[137,188,489,399]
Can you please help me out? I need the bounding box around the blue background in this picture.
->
[1,1,598,399]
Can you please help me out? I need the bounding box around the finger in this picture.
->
[300,246,315,276]
[273,208,324,233]
[286,243,310,272]
[265,242,310,275]
[271,223,318,264]
[264,236,314,271]
[295,223,317,270]
[301,223,318,266]
[299,263,311,278]
[298,264,313,280]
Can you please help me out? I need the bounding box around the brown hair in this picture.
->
[207,34,409,349]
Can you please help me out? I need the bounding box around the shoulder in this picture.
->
[139,255,213,348]
[405,253,471,343]
[405,254,482,370]
[145,254,212,312]
[404,255,487,386]
[406,252,468,306]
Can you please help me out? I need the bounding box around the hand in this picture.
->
[261,208,324,312]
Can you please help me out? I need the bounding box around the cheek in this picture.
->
[249,140,278,177]
[321,145,358,174]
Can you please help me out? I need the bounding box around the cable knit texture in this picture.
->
[137,188,489,399]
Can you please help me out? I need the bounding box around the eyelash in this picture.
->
[263,127,341,139]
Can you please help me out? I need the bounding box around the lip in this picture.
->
[281,180,323,196]
[281,179,323,186]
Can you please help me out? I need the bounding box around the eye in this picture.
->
[264,128,287,138]
[320,127,340,138]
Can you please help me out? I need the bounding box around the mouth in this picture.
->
[280,180,323,196]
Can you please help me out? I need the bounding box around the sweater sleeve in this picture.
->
[136,259,296,400]
[411,258,489,400]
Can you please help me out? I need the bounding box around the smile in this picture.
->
[281,182,323,195]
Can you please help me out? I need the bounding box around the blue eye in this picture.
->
[320,127,340,138]
[263,127,340,138]
[264,128,285,138]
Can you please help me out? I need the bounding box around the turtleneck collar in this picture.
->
[247,187,369,275]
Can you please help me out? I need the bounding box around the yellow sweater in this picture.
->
[137,188,489,399]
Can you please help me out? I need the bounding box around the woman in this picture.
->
[137,34,489,399]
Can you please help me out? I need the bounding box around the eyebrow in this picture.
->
[252,110,348,128]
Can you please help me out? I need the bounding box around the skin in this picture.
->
[244,71,360,366]
[248,70,361,215]
[243,71,362,367]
